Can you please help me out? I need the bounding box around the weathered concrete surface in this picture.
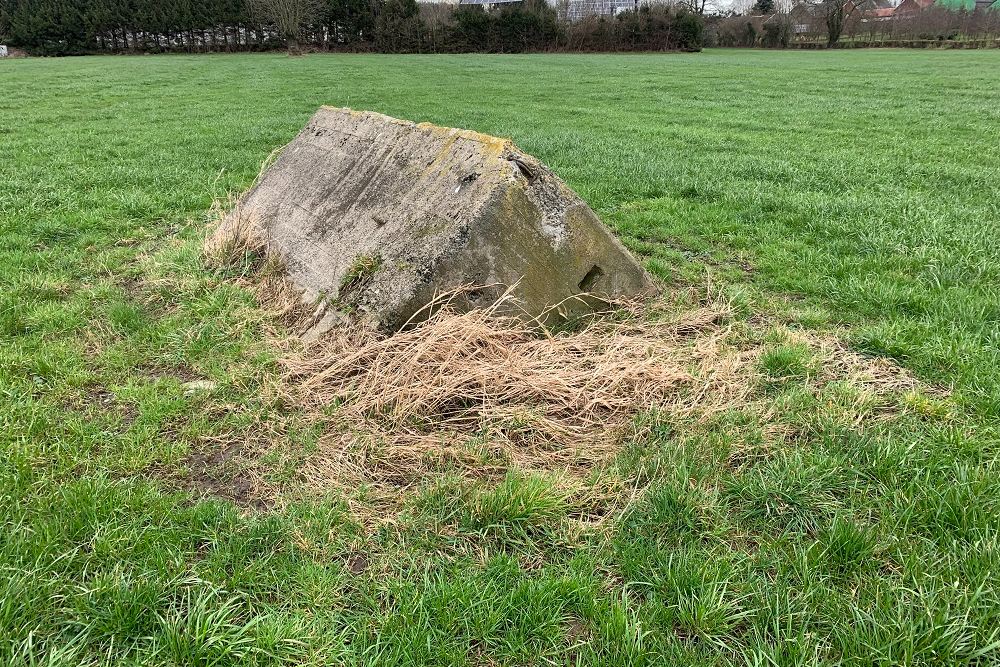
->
[214,106,656,333]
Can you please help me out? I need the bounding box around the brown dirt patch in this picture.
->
[161,441,271,510]
[345,552,369,575]
[65,383,139,429]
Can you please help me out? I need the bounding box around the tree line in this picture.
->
[0,0,704,56]
[711,0,1000,48]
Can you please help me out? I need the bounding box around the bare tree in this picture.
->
[816,0,857,45]
[248,0,324,55]
[678,0,712,15]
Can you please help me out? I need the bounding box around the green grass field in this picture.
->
[2,49,1000,666]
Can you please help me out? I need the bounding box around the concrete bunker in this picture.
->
[212,107,656,333]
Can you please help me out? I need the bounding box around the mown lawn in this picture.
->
[2,49,999,666]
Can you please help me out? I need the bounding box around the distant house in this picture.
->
[563,0,640,20]
[842,0,895,19]
[893,0,998,12]
[779,0,892,37]
[894,0,935,14]
[459,0,523,5]
[787,2,823,34]
[868,0,896,17]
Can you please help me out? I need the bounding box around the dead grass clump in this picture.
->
[274,294,942,516]
[203,205,313,327]
[280,292,732,494]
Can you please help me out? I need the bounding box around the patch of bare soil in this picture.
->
[162,441,270,510]
[64,383,139,429]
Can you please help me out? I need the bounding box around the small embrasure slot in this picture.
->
[511,158,536,182]
[578,265,604,291]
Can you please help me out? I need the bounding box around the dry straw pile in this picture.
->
[282,290,733,490]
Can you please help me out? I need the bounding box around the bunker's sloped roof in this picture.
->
[214,107,655,334]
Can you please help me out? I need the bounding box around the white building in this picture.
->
[441,0,647,18]
[564,0,642,19]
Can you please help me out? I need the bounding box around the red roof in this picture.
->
[895,0,935,12]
